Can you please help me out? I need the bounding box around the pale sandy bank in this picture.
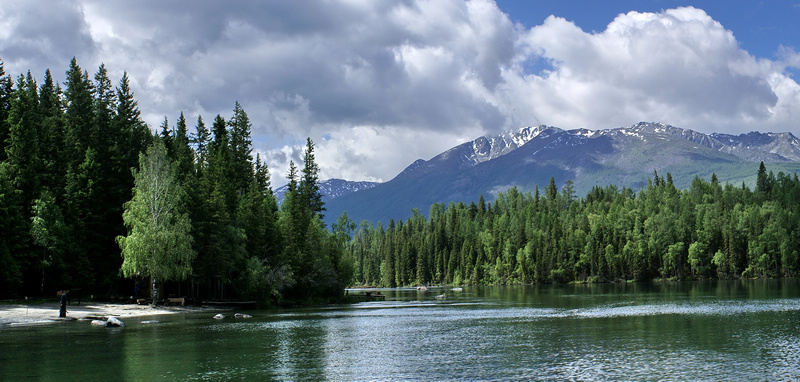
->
[0,301,223,327]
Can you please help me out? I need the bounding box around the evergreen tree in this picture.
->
[0,58,14,161]
[191,115,210,170]
[299,138,325,220]
[0,162,26,295]
[228,101,254,194]
[206,114,235,213]
[159,117,171,152]
[38,70,66,194]
[113,72,151,178]
[5,72,42,209]
[63,57,95,163]
[172,112,194,181]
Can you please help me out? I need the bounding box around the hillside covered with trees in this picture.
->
[3,58,799,305]
[348,167,800,287]
[0,58,352,304]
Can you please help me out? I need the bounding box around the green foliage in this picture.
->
[349,168,800,286]
[1,59,344,305]
[5,57,800,307]
[117,140,195,303]
[0,162,26,293]
[30,189,67,293]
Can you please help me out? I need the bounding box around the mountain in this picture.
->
[274,178,379,205]
[323,122,800,225]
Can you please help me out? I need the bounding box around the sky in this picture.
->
[2,0,800,187]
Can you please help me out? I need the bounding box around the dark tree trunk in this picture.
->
[151,277,159,307]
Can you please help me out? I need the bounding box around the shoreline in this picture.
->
[0,301,224,327]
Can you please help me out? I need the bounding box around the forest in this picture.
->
[348,166,800,287]
[0,58,353,305]
[2,58,799,305]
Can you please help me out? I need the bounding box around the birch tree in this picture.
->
[117,139,194,306]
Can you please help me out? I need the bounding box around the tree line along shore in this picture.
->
[2,59,798,307]
[0,58,351,306]
[349,165,800,286]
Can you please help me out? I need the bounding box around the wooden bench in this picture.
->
[166,297,185,306]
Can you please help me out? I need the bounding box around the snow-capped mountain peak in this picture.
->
[274,178,379,204]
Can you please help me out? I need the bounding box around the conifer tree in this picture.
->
[63,58,95,163]
[38,70,66,193]
[300,138,325,220]
[0,58,14,161]
[113,72,151,178]
[0,162,26,294]
[228,101,254,194]
[191,115,210,170]
[5,72,42,209]
[172,112,195,181]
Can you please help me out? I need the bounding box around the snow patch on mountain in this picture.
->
[274,178,379,204]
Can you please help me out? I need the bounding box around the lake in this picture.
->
[2,280,800,380]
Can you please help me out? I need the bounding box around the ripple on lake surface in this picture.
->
[4,281,800,380]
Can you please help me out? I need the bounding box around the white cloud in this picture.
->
[2,2,800,187]
[503,7,795,133]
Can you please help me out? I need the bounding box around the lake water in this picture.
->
[2,280,800,381]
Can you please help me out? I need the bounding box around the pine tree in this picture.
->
[63,57,95,163]
[756,161,772,199]
[159,117,172,153]
[5,72,42,209]
[38,70,66,194]
[0,162,27,295]
[113,72,151,178]
[0,58,14,161]
[300,138,325,220]
[191,115,210,170]
[172,112,195,181]
[228,101,254,194]
[207,115,235,213]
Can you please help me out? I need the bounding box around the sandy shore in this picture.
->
[0,301,223,327]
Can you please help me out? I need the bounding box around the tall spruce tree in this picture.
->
[0,162,26,295]
[38,70,66,194]
[63,58,95,163]
[299,138,325,220]
[113,72,151,179]
[191,115,210,171]
[5,72,42,209]
[228,101,254,194]
[0,58,14,161]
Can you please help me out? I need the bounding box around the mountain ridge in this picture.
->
[313,122,800,225]
[274,178,379,205]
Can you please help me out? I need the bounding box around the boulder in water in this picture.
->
[106,316,125,327]
[234,313,252,318]
[213,313,225,319]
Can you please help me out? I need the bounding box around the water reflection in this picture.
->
[2,280,800,380]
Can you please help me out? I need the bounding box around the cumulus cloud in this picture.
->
[2,2,800,186]
[503,7,799,133]
[0,0,95,76]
